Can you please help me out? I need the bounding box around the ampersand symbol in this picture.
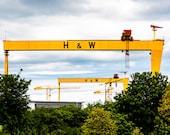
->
[77,43,81,49]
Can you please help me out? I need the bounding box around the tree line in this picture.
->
[0,72,170,134]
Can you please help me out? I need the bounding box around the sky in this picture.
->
[0,0,170,105]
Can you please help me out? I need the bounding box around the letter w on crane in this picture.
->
[89,42,95,49]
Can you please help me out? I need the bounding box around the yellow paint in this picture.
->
[4,40,163,50]
[3,39,164,74]
[58,77,128,84]
[4,51,8,75]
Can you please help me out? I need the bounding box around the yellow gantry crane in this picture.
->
[58,76,129,102]
[3,27,164,75]
[34,85,79,101]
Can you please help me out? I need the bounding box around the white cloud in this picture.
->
[27,70,94,75]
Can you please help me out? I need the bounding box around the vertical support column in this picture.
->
[4,50,9,75]
[58,82,60,101]
[123,78,129,92]
[153,29,156,40]
[104,83,106,102]
[49,88,51,101]
[151,50,162,74]
[46,88,49,101]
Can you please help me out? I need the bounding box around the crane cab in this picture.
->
[121,30,133,41]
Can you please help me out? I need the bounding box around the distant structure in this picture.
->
[29,101,83,109]
[34,85,79,101]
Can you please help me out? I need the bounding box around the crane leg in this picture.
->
[4,50,9,75]
[151,50,162,74]
[58,83,60,101]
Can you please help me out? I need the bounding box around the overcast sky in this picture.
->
[0,0,170,104]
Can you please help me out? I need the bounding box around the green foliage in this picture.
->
[58,105,88,128]
[0,74,31,134]
[112,113,134,135]
[81,107,117,135]
[86,102,135,134]
[131,127,144,135]
[86,101,104,111]
[0,125,2,132]
[159,84,170,122]
[114,72,168,134]
[29,107,71,134]
[103,102,135,135]
[103,101,117,113]
[153,115,170,134]
[27,105,88,134]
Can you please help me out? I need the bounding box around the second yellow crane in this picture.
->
[34,85,79,101]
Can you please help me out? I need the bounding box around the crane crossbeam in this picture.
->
[57,77,129,101]
[4,40,163,51]
[58,77,128,84]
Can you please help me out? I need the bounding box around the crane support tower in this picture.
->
[3,28,164,75]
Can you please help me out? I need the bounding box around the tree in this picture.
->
[58,105,88,129]
[131,127,144,135]
[112,113,135,135]
[0,74,31,134]
[86,102,135,134]
[29,107,73,134]
[114,72,168,134]
[28,105,88,134]
[153,115,170,134]
[81,107,117,135]
[158,84,170,122]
